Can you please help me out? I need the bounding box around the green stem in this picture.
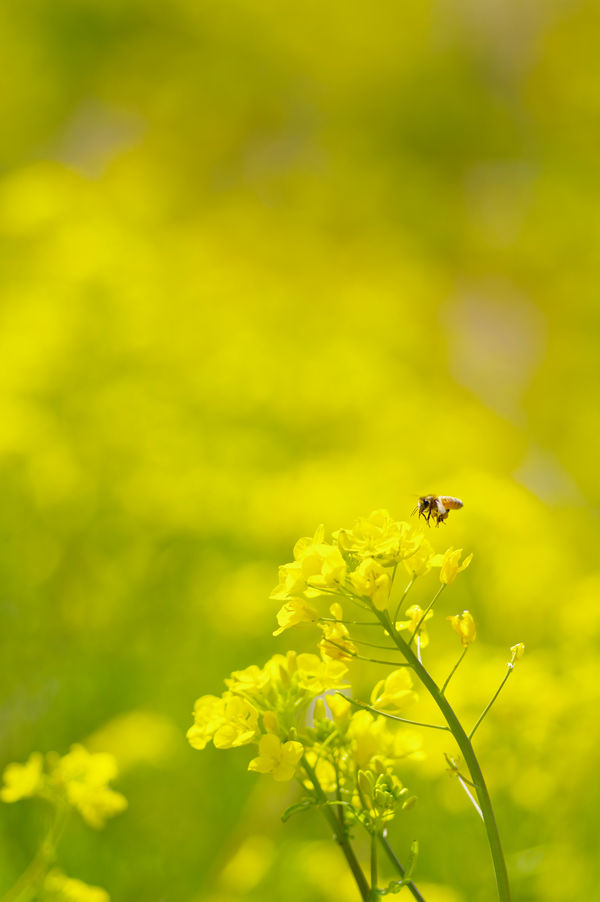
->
[316,618,381,626]
[0,801,68,902]
[302,757,369,902]
[469,668,513,740]
[334,753,345,834]
[352,638,403,651]
[345,696,449,732]
[378,836,427,902]
[370,833,378,900]
[325,638,409,667]
[440,647,469,695]
[377,611,511,902]
[392,575,415,624]
[408,585,445,648]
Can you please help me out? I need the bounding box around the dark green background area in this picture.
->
[1,1,599,900]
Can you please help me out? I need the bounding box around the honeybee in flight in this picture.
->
[413,495,464,527]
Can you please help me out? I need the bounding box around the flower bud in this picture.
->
[312,698,328,724]
[447,611,477,646]
[509,643,525,668]
[262,711,279,734]
[358,769,373,800]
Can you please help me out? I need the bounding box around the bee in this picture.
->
[412,495,464,527]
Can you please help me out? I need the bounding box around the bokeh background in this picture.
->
[1,1,599,900]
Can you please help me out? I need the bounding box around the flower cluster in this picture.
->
[1,745,127,901]
[271,511,472,631]
[43,869,110,902]
[302,691,421,832]
[357,764,415,832]
[187,650,349,781]
[186,508,524,901]
[188,511,475,811]
[1,745,127,829]
[187,650,422,831]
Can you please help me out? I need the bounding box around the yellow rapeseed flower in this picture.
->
[49,746,127,829]
[447,610,477,646]
[270,562,306,600]
[271,526,346,600]
[273,597,318,636]
[396,605,434,647]
[186,695,226,750]
[402,538,437,577]
[43,869,109,902]
[437,547,473,585]
[262,651,299,688]
[348,710,390,769]
[0,752,44,803]
[212,697,259,749]
[326,693,352,729]
[318,603,356,661]
[225,664,271,694]
[336,510,422,564]
[300,544,347,591]
[370,668,416,709]
[262,711,279,734]
[350,558,391,610]
[292,524,326,560]
[295,653,349,694]
[248,734,304,782]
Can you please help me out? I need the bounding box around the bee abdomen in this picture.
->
[439,496,463,510]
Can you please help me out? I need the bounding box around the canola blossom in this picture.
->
[248,735,304,782]
[436,547,474,585]
[1,746,127,829]
[1,745,126,901]
[447,610,477,647]
[0,752,44,803]
[370,669,416,710]
[49,745,128,829]
[44,869,110,902]
[396,604,435,647]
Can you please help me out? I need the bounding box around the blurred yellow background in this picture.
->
[1,1,599,900]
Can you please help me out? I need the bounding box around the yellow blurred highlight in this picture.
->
[218,835,274,894]
[85,711,180,772]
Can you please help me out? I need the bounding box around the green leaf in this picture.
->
[281,799,317,823]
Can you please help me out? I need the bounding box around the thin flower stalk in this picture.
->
[379,836,426,902]
[441,646,469,695]
[301,756,369,902]
[469,667,514,740]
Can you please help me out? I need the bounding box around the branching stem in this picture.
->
[379,836,427,902]
[375,609,511,902]
[301,756,369,902]
[441,647,469,695]
[469,668,513,740]
[408,585,445,648]
[344,696,449,732]
[0,801,68,902]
